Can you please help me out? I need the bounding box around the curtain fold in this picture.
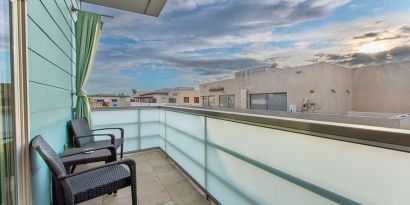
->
[75,10,102,127]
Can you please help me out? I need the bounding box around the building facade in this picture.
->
[88,94,131,108]
[199,61,410,115]
[135,87,202,106]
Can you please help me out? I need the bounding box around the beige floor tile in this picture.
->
[78,196,103,205]
[136,162,156,179]
[137,176,171,205]
[138,189,171,205]
[103,187,132,203]
[148,157,171,169]
[125,152,150,164]
[147,151,166,161]
[103,196,133,205]
[155,166,185,185]
[137,176,166,193]
[158,201,176,205]
[164,178,209,205]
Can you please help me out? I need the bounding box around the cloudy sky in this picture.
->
[84,0,410,94]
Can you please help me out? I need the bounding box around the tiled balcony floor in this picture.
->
[78,150,212,205]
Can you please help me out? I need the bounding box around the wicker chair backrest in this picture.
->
[31,135,67,177]
[69,118,93,146]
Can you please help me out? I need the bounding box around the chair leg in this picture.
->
[70,165,77,173]
[131,181,137,205]
[120,145,124,159]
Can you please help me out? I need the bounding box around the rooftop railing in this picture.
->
[91,106,410,205]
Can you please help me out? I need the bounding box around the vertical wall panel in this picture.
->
[27,0,79,204]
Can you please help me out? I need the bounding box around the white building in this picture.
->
[134,87,202,106]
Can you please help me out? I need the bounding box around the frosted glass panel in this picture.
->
[206,146,334,205]
[92,109,161,152]
[140,109,161,149]
[206,118,410,205]
[164,111,206,187]
[159,110,166,150]
[92,110,139,152]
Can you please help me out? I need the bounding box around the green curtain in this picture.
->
[75,11,102,127]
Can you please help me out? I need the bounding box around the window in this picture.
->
[219,95,235,108]
[130,98,136,102]
[1,1,16,203]
[169,98,176,103]
[250,93,287,111]
[202,96,215,107]
[194,97,200,103]
[111,99,118,102]
[184,97,189,103]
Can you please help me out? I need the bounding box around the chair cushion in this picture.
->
[70,164,131,203]
[83,139,124,149]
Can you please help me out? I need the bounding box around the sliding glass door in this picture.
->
[250,93,287,111]
[0,0,16,204]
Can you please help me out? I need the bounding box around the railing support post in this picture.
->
[164,111,167,153]
[138,109,141,150]
[204,116,208,190]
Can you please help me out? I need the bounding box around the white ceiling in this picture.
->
[82,0,167,17]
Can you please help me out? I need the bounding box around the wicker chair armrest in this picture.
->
[58,158,136,180]
[60,145,116,158]
[75,133,115,145]
[92,128,124,140]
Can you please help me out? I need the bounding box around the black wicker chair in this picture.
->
[69,118,125,158]
[31,135,137,205]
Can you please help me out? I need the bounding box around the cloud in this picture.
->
[401,25,410,33]
[163,0,221,12]
[312,45,410,66]
[353,32,380,39]
[83,0,410,93]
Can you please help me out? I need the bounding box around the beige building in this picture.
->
[88,93,131,108]
[135,87,202,106]
[199,61,410,115]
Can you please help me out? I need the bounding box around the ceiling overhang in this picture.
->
[82,0,167,17]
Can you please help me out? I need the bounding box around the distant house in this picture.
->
[134,87,202,106]
[88,93,131,108]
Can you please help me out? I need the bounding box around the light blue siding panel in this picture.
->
[27,0,73,56]
[28,49,72,90]
[55,0,76,32]
[27,18,73,73]
[28,0,76,204]
[42,0,74,37]
[29,82,72,113]
[30,107,72,205]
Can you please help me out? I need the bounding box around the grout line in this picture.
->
[146,151,179,205]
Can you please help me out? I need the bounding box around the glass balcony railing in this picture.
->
[92,106,410,205]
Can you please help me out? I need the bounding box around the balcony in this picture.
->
[85,106,410,205]
[3,0,410,204]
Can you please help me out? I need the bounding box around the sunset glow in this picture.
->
[358,42,389,54]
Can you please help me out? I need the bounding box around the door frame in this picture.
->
[10,0,31,204]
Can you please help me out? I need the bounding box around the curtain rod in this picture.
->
[71,5,114,19]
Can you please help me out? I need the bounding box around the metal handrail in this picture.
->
[92,105,410,152]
